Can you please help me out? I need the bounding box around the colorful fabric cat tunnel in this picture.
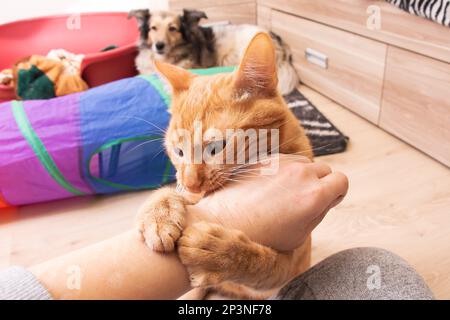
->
[0,75,175,206]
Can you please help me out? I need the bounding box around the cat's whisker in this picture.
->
[223,177,247,184]
[272,138,337,157]
[149,146,167,162]
[145,173,176,178]
[231,172,261,178]
[232,166,264,171]
[229,141,337,170]
[212,178,227,191]
[120,115,167,136]
[232,141,333,167]
[231,166,265,173]
[229,140,261,166]
[175,183,185,194]
[230,174,260,180]
[122,138,164,156]
[286,143,335,155]
[231,167,267,174]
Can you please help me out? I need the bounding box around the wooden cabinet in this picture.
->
[271,11,386,124]
[262,1,450,166]
[170,0,256,25]
[380,47,450,166]
[259,0,450,63]
[256,5,271,30]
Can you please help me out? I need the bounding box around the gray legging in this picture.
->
[274,247,434,300]
[0,247,434,300]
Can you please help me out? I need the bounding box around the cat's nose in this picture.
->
[184,181,202,194]
[183,166,204,193]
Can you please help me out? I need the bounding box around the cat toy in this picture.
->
[0,67,233,207]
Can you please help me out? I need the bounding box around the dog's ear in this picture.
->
[155,61,196,94]
[128,9,151,22]
[128,9,151,40]
[181,9,208,25]
[234,32,278,98]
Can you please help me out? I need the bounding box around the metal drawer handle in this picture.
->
[305,48,328,69]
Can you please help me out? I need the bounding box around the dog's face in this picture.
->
[129,10,183,56]
[148,12,183,55]
[129,9,209,57]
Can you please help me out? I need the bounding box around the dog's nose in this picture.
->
[155,42,165,51]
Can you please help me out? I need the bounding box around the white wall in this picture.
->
[0,0,168,24]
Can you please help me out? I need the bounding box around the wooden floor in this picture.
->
[1,85,449,299]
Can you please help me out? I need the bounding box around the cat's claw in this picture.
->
[141,218,182,252]
[136,187,187,252]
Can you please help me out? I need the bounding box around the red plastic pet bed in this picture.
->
[0,12,140,102]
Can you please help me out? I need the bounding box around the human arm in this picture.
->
[29,157,348,299]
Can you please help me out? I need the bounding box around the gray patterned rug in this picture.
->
[284,90,349,157]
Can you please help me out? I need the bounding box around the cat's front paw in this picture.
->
[178,222,252,288]
[136,188,187,252]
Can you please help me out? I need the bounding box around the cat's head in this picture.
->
[156,33,287,200]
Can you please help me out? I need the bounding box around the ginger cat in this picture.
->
[136,33,313,299]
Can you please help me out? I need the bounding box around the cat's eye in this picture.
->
[173,147,184,157]
[168,26,178,32]
[205,140,227,156]
[151,26,157,31]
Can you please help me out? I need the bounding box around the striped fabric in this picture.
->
[285,90,348,157]
[386,0,450,27]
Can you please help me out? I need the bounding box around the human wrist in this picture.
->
[185,203,219,228]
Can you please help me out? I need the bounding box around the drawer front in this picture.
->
[257,5,271,30]
[380,47,450,167]
[271,10,386,123]
[259,0,450,63]
[170,1,256,25]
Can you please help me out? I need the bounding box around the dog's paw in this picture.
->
[136,188,186,252]
[178,222,253,288]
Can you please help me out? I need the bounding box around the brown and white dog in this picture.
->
[129,9,299,95]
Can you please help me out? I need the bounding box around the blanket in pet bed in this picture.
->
[386,0,450,27]
[2,49,88,100]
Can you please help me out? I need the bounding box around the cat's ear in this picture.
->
[234,32,278,98]
[154,60,196,94]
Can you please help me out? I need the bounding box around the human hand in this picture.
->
[187,155,348,251]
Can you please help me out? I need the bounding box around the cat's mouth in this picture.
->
[184,190,206,204]
[176,168,233,203]
[177,181,224,204]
